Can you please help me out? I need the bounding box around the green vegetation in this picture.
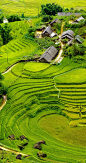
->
[40,3,63,15]
[0,0,86,16]
[54,68,86,84]
[0,2,86,162]
[24,62,50,72]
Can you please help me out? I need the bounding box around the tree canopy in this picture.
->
[0,24,12,45]
[40,3,63,16]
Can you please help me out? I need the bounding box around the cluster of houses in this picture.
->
[37,15,85,63]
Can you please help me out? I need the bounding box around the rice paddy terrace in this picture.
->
[1,0,86,16]
[0,57,86,162]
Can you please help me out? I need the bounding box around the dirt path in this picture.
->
[0,145,29,157]
[2,64,17,75]
[0,95,7,110]
[54,23,64,64]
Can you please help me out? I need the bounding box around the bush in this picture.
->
[42,15,53,22]
[7,14,21,22]
[0,14,4,23]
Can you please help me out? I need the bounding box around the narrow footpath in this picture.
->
[54,22,65,64]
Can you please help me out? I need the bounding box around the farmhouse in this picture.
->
[42,26,57,38]
[75,35,84,44]
[58,12,81,17]
[67,39,74,46]
[61,30,74,40]
[72,16,85,24]
[39,46,58,62]
[50,18,61,26]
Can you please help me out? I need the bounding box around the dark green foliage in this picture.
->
[0,24,12,45]
[0,14,4,23]
[0,35,3,46]
[65,8,69,12]
[40,3,63,16]
[0,72,7,95]
[21,13,25,18]
[36,37,55,49]
[42,15,53,22]
[25,26,36,38]
[63,43,86,58]
[7,14,21,22]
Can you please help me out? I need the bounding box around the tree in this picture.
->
[40,3,63,16]
[0,14,4,23]
[0,24,12,45]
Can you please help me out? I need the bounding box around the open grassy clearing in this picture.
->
[1,0,86,16]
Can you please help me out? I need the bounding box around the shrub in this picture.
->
[7,14,21,22]
[42,15,53,22]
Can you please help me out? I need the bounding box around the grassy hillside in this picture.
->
[0,6,86,162]
[0,60,86,162]
[0,0,86,16]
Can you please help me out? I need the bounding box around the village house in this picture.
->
[61,30,74,40]
[39,45,58,62]
[58,12,81,17]
[50,18,61,26]
[72,16,85,24]
[75,35,84,44]
[42,26,57,38]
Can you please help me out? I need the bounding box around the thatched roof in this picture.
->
[61,30,74,40]
[42,26,57,38]
[75,35,84,44]
[42,26,53,35]
[58,12,81,17]
[50,32,57,38]
[39,46,58,62]
[72,16,85,23]
[67,39,74,46]
[50,18,61,26]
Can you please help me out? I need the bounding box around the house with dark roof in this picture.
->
[58,12,81,17]
[75,35,84,44]
[72,16,85,24]
[61,30,74,40]
[50,18,61,26]
[39,46,58,62]
[42,26,57,38]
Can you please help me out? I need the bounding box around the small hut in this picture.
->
[42,26,57,38]
[39,46,58,63]
[50,18,61,26]
[75,35,84,44]
[72,16,85,24]
[61,30,74,40]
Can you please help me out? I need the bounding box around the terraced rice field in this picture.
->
[0,38,38,72]
[0,59,86,162]
[1,0,86,16]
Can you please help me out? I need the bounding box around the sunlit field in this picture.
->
[1,0,86,16]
